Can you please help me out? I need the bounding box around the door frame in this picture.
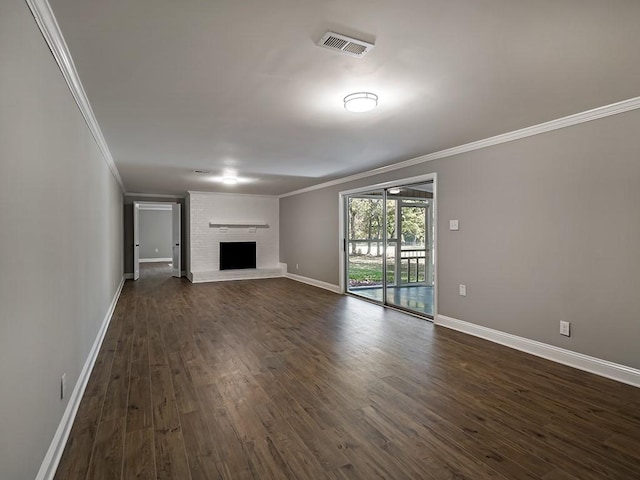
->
[132,201,182,280]
[338,172,437,319]
[133,201,140,280]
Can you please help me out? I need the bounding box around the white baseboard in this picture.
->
[124,271,185,279]
[436,314,640,388]
[36,276,126,480]
[139,258,172,263]
[285,272,342,294]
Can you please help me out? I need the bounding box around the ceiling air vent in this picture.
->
[317,31,374,58]
[193,170,212,174]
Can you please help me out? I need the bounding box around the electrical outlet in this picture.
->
[296,264,299,270]
[449,220,459,231]
[459,284,467,296]
[61,373,67,399]
[560,321,571,337]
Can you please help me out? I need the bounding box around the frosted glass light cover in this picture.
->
[344,92,378,112]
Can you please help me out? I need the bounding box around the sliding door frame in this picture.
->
[338,172,437,319]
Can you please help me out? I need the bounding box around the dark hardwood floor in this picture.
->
[54,276,640,479]
[140,261,174,278]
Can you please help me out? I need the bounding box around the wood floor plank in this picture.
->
[52,395,103,480]
[85,417,126,480]
[154,428,192,480]
[167,351,200,414]
[126,374,153,433]
[195,383,252,473]
[179,410,224,480]
[122,427,155,480]
[54,275,640,479]
[150,365,182,433]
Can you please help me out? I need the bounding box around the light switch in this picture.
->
[449,220,459,231]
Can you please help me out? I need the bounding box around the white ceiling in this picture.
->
[48,0,640,196]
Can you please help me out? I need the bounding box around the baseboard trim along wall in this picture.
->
[36,276,126,480]
[285,272,342,294]
[436,314,640,388]
[125,271,186,279]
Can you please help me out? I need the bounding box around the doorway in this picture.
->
[341,174,436,318]
[133,201,181,280]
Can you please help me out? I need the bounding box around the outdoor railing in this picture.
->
[347,241,430,287]
[399,248,427,284]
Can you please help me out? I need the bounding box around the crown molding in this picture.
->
[23,0,640,200]
[26,0,124,191]
[187,190,278,199]
[125,192,185,199]
[280,96,640,198]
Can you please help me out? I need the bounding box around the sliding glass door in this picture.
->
[345,181,435,318]
[385,183,434,316]
[346,189,386,303]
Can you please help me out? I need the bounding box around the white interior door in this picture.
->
[133,202,140,280]
[172,203,181,277]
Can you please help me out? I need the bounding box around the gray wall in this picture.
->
[139,209,172,259]
[123,196,186,274]
[280,109,640,370]
[0,2,124,479]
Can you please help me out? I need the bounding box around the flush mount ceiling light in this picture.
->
[344,92,378,113]
[389,188,401,194]
[222,177,238,185]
